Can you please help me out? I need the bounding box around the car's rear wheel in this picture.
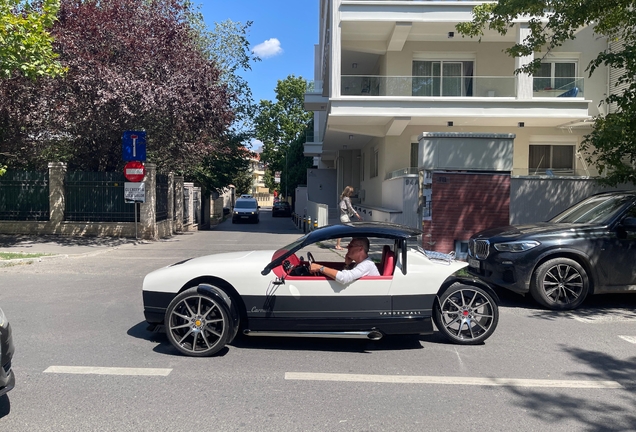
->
[165,288,231,356]
[530,257,589,310]
[433,284,499,345]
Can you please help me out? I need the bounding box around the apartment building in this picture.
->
[304,0,613,255]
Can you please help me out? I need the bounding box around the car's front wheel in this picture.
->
[165,288,231,356]
[433,284,499,345]
[530,257,589,310]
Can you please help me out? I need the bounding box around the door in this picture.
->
[596,205,636,289]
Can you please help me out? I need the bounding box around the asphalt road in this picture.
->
[1,209,636,431]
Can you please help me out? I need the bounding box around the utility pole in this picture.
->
[285,148,288,201]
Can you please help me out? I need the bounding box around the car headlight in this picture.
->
[0,307,7,328]
[251,212,255,215]
[234,211,238,215]
[493,240,540,252]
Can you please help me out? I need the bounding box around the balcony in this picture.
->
[304,130,323,157]
[304,80,327,111]
[341,75,585,99]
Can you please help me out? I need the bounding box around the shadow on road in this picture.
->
[504,346,636,431]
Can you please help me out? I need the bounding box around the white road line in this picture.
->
[619,335,636,344]
[285,372,623,389]
[43,366,172,376]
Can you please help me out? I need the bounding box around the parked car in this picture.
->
[232,197,260,223]
[0,306,15,397]
[467,191,636,310]
[272,201,291,217]
[142,222,500,357]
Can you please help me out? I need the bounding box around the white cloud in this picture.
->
[250,139,263,152]
[252,38,283,59]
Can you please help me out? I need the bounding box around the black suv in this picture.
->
[468,191,636,310]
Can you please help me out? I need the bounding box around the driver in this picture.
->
[309,237,380,284]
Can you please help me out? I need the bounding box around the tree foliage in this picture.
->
[457,0,636,186]
[0,0,66,79]
[0,0,233,175]
[254,75,313,196]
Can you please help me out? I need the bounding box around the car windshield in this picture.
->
[235,200,256,209]
[550,195,633,224]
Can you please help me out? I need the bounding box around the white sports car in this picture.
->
[142,222,500,356]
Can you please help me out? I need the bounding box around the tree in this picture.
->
[0,0,233,174]
[0,0,66,79]
[456,0,636,186]
[254,75,313,197]
[192,136,252,194]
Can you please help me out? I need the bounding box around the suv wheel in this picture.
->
[530,257,589,310]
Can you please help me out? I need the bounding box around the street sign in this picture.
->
[124,182,146,203]
[124,161,145,182]
[274,171,281,184]
[122,131,146,161]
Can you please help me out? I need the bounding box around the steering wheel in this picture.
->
[306,252,315,264]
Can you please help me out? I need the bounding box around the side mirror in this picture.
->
[257,206,261,209]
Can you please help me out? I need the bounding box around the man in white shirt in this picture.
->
[309,237,380,284]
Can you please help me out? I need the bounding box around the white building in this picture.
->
[304,0,619,253]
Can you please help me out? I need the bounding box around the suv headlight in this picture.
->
[0,307,7,328]
[493,240,540,252]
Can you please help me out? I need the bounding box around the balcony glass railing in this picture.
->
[306,80,323,93]
[341,75,517,97]
[340,76,586,98]
[385,167,418,180]
[532,77,584,98]
[512,167,592,177]
[305,130,323,143]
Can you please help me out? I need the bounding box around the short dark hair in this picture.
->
[351,237,370,254]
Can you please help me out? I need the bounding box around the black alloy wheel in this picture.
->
[165,288,231,357]
[433,284,499,345]
[530,257,589,310]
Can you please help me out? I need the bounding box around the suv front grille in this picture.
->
[470,239,490,259]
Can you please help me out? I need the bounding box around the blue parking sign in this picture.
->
[122,131,147,161]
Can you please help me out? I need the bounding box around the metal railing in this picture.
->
[0,171,49,220]
[65,172,138,222]
[156,174,169,222]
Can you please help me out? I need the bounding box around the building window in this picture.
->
[533,61,577,91]
[371,148,379,178]
[412,60,474,96]
[529,144,575,175]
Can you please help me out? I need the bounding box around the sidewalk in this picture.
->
[0,234,137,266]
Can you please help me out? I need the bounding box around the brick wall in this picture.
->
[422,172,510,253]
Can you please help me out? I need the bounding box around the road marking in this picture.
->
[619,335,636,344]
[43,366,172,376]
[285,372,622,389]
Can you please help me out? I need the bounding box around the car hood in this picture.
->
[143,250,277,293]
[472,222,601,240]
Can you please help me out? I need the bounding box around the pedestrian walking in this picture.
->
[335,186,362,250]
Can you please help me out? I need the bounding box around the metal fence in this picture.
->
[183,188,190,225]
[0,171,49,220]
[193,188,201,224]
[65,172,138,222]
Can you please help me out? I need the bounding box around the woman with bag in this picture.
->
[335,186,362,250]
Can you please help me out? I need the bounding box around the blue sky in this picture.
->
[198,1,319,105]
